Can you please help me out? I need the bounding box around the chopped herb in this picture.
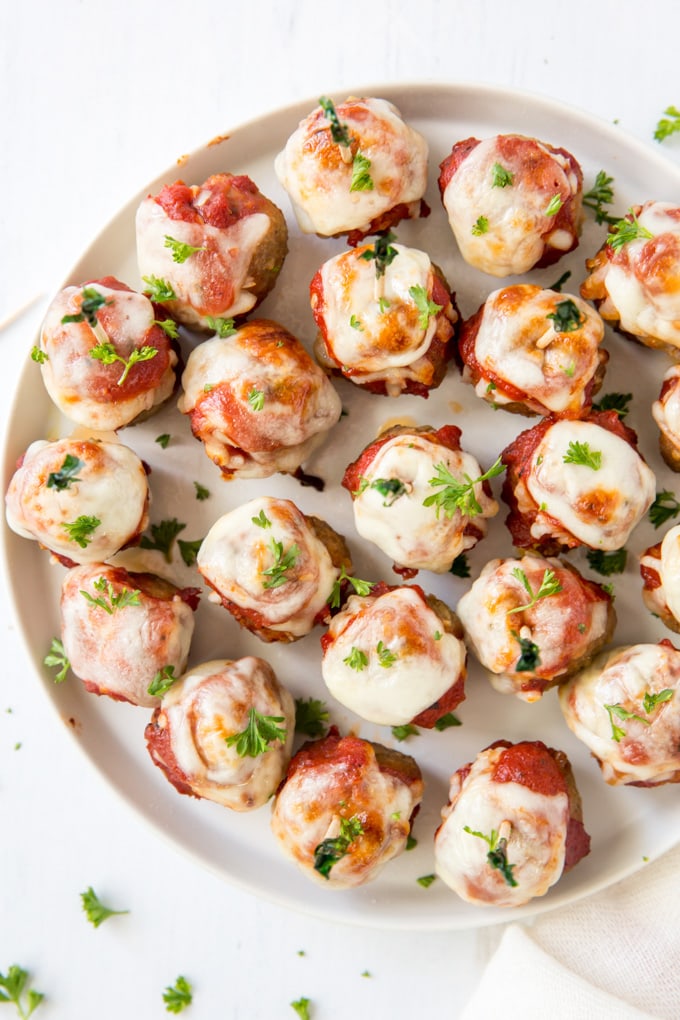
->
[546,298,585,333]
[350,152,374,192]
[142,275,177,302]
[361,971,371,979]
[592,392,632,418]
[507,567,563,615]
[140,517,186,562]
[0,964,44,1018]
[326,565,375,609]
[343,646,368,672]
[577,623,587,633]
[359,232,398,278]
[154,318,179,339]
[313,815,363,878]
[450,553,471,578]
[80,886,129,928]
[368,477,407,506]
[376,641,397,668]
[654,105,680,142]
[193,481,210,501]
[247,387,265,411]
[378,297,391,312]
[205,315,237,337]
[434,631,442,641]
[162,975,193,1014]
[61,514,100,548]
[290,997,312,1020]
[30,345,48,363]
[80,576,141,614]
[563,440,602,470]
[406,834,418,851]
[177,537,203,567]
[44,638,70,684]
[89,341,158,386]
[46,454,84,491]
[147,665,178,697]
[563,361,576,378]
[514,633,541,672]
[545,194,563,216]
[642,688,674,713]
[433,712,462,731]
[319,95,352,147]
[251,509,272,529]
[225,707,287,758]
[548,270,572,292]
[349,314,364,331]
[391,723,419,741]
[417,874,436,888]
[491,162,514,187]
[61,286,112,328]
[155,433,171,448]
[486,380,497,393]
[471,215,489,236]
[607,210,654,251]
[582,170,618,225]
[604,702,649,742]
[164,234,205,263]
[464,825,518,887]
[649,490,680,528]
[586,548,627,576]
[294,697,330,738]
[424,457,504,519]
[261,538,299,589]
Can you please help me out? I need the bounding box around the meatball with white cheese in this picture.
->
[640,525,680,633]
[145,657,295,810]
[652,364,680,471]
[271,728,423,888]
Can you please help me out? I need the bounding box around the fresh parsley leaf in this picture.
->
[80,886,129,928]
[80,577,141,614]
[177,537,203,566]
[563,440,602,470]
[368,477,408,506]
[547,270,572,293]
[359,232,398,278]
[313,815,363,878]
[0,964,44,1018]
[142,275,177,302]
[89,341,158,386]
[654,105,680,142]
[61,514,100,548]
[350,152,374,192]
[491,162,514,187]
[343,646,368,671]
[155,433,171,448]
[251,509,272,529]
[592,392,632,418]
[247,387,265,411]
[46,454,84,491]
[261,538,299,589]
[471,215,489,236]
[546,298,585,333]
[449,553,471,578]
[290,997,312,1020]
[319,95,352,147]
[327,565,375,609]
[205,315,237,337]
[607,210,654,251]
[513,633,541,672]
[349,314,363,330]
[642,688,674,713]
[30,345,48,363]
[417,874,437,888]
[376,641,397,668]
[225,707,287,757]
[162,975,193,1014]
[154,318,179,339]
[147,665,179,697]
[506,567,563,615]
[433,712,462,731]
[294,697,330,738]
[604,702,650,742]
[44,638,70,684]
[391,723,419,741]
[586,548,627,576]
[582,170,618,225]
[140,518,186,562]
[164,234,205,263]
[406,834,418,851]
[424,457,504,519]
[193,481,210,501]
[61,286,112,328]
[649,490,680,528]
[463,825,518,887]
[544,194,563,216]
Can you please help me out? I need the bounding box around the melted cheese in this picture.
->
[274,97,428,236]
[441,136,580,276]
[559,644,680,784]
[434,745,569,907]
[5,437,149,563]
[352,432,498,571]
[652,365,680,444]
[526,420,656,549]
[321,587,466,725]
[317,244,437,372]
[136,196,270,327]
[471,285,604,414]
[39,283,177,430]
[159,657,294,810]
[197,496,339,637]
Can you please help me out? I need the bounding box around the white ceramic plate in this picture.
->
[4,83,680,930]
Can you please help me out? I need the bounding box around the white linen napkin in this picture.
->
[460,841,680,1020]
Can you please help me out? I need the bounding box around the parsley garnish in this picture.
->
[392,723,419,741]
[434,712,461,731]
[140,517,186,562]
[327,565,375,609]
[350,152,374,192]
[563,440,602,470]
[164,234,205,263]
[177,537,203,566]
[147,665,179,697]
[30,346,48,364]
[607,210,654,251]
[654,105,680,143]
[359,232,398,278]
[155,433,171,448]
[343,646,368,671]
[80,576,141,614]
[642,688,674,713]
[261,538,299,589]
[46,454,84,491]
[471,215,489,236]
[586,548,627,576]
[205,315,237,337]
[154,318,179,339]
[61,514,100,548]
[546,298,585,333]
[368,477,407,506]
[406,834,418,851]
[162,975,193,1014]
[0,964,44,1018]
[545,194,563,216]
[142,275,177,301]
[313,815,364,878]
[450,553,470,578]
[225,707,287,757]
[376,641,397,668]
[514,633,541,672]
[424,457,504,519]
[290,997,312,1020]
[61,286,112,328]
[89,341,158,386]
[592,392,632,418]
[44,638,70,684]
[507,567,562,615]
[604,702,649,742]
[80,886,129,928]
[247,387,265,411]
[294,697,330,738]
[417,874,437,888]
[649,490,680,529]
[349,314,363,330]
[193,481,210,501]
[319,95,352,147]
[491,162,514,187]
[582,170,618,225]
[251,509,272,529]
[548,270,572,293]
[464,825,518,887]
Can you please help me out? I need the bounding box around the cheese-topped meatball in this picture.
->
[271,729,423,888]
[5,437,149,565]
[310,240,458,397]
[178,318,342,480]
[136,172,287,331]
[457,555,615,702]
[434,740,590,907]
[342,425,499,574]
[652,364,680,471]
[459,284,607,417]
[580,201,680,355]
[500,411,655,554]
[145,657,295,810]
[320,583,466,727]
[60,563,198,707]
[37,277,178,430]
[640,526,680,633]
[559,641,680,786]
[197,496,350,642]
[438,134,583,276]
[275,96,429,243]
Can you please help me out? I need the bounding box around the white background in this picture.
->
[1,2,679,1018]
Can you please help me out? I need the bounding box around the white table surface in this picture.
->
[2,2,680,1017]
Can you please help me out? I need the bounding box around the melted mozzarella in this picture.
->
[274,97,428,236]
[559,644,680,784]
[526,420,655,549]
[136,195,270,327]
[441,136,579,276]
[197,496,339,637]
[471,285,604,413]
[317,244,437,371]
[658,526,680,623]
[39,283,177,430]
[352,432,498,571]
[158,657,294,810]
[652,365,680,444]
[60,564,194,707]
[321,587,466,725]
[434,745,569,907]
[5,437,148,563]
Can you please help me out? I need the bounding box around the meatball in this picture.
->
[652,364,680,470]
[640,525,680,633]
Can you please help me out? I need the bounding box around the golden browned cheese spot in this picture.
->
[573,489,618,524]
